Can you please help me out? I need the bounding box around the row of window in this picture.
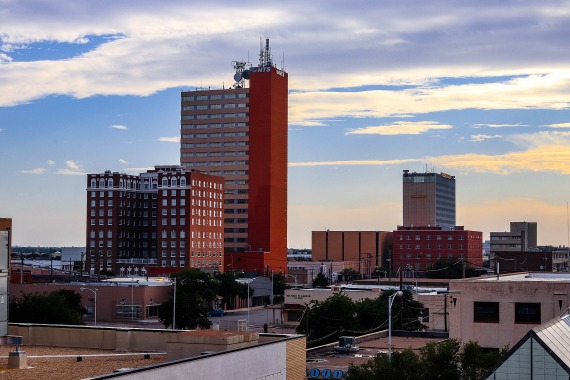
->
[182,151,247,158]
[399,235,466,241]
[181,122,248,130]
[182,113,248,120]
[184,161,248,167]
[182,93,248,101]
[182,132,248,139]
[399,244,467,250]
[181,141,248,148]
[182,103,247,110]
[474,302,541,324]
[400,253,465,259]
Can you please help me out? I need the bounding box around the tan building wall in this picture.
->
[10,282,172,322]
[449,273,570,349]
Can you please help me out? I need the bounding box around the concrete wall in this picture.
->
[449,273,570,349]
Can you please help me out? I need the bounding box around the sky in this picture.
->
[1,1,570,249]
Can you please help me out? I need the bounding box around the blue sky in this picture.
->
[1,0,570,248]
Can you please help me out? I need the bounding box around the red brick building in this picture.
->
[392,226,483,272]
[86,166,224,276]
[180,40,287,273]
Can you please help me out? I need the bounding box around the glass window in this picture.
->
[515,303,541,324]
[474,302,499,323]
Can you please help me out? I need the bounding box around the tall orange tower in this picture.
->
[180,39,288,273]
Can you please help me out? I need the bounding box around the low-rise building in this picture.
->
[449,272,570,349]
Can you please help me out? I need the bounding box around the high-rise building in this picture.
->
[86,166,224,276]
[402,170,456,229]
[489,221,538,269]
[180,39,288,273]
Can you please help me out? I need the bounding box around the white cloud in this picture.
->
[66,160,80,170]
[470,134,502,142]
[544,122,570,128]
[159,137,180,143]
[47,160,55,166]
[0,53,12,63]
[56,168,85,175]
[18,167,46,174]
[290,158,419,167]
[347,121,452,136]
[110,124,128,130]
[118,159,128,164]
[472,123,528,129]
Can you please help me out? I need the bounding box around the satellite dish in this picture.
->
[234,72,242,82]
[242,70,250,80]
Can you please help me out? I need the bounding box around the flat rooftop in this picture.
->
[0,346,167,380]
[472,272,570,282]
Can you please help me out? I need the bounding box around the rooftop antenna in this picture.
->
[232,60,251,89]
[259,37,272,68]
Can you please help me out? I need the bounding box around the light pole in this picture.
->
[80,287,98,326]
[172,277,177,330]
[388,290,403,359]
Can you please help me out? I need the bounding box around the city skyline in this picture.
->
[1,1,570,248]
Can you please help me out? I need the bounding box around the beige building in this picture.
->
[449,272,570,349]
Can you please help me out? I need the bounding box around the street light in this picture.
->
[80,287,98,326]
[388,290,403,359]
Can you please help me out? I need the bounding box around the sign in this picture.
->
[307,368,345,379]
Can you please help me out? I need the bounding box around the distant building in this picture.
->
[0,217,11,336]
[86,166,224,276]
[180,39,288,273]
[490,221,538,269]
[402,170,456,229]
[392,225,483,272]
[493,251,553,273]
[311,230,393,273]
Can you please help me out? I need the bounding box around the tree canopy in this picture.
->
[158,269,219,329]
[347,339,507,380]
[296,290,426,347]
[10,289,85,325]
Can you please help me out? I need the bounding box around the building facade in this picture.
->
[402,170,456,229]
[86,166,224,275]
[392,226,483,272]
[449,272,570,349]
[311,230,393,273]
[180,40,287,273]
[490,221,538,269]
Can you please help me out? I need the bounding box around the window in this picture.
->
[515,303,541,324]
[474,302,499,323]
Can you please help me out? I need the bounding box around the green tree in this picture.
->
[215,271,249,309]
[158,269,219,329]
[296,293,359,346]
[339,268,360,283]
[347,348,423,380]
[312,272,329,288]
[376,290,427,331]
[347,339,506,380]
[272,272,287,304]
[10,290,85,325]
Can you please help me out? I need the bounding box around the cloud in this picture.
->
[470,134,502,142]
[544,122,570,128]
[47,160,55,166]
[110,124,128,130]
[18,168,46,174]
[118,159,128,164]
[346,121,452,136]
[56,160,84,175]
[0,53,12,63]
[159,137,180,143]
[472,123,528,129]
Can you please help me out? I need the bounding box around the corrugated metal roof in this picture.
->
[533,311,570,368]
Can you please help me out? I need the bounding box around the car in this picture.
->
[207,309,225,317]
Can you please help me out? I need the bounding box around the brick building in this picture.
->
[392,226,483,272]
[86,165,224,276]
[180,39,287,273]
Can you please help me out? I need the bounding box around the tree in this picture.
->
[272,272,287,304]
[296,293,359,346]
[347,339,506,380]
[339,268,360,283]
[158,269,219,329]
[10,290,85,325]
[215,271,249,309]
[297,290,426,347]
[312,272,329,288]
